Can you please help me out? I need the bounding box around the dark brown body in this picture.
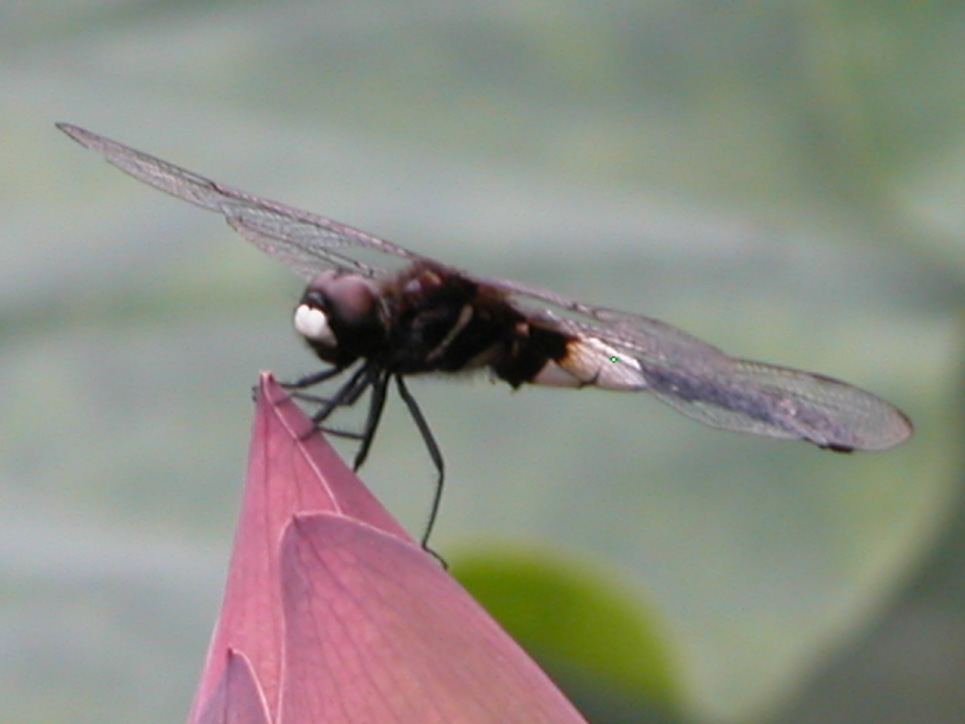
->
[300,261,570,387]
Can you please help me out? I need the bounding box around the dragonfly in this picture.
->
[57,123,913,546]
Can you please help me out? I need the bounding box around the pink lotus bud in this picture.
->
[188,373,588,724]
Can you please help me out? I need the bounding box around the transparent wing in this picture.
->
[57,123,426,280]
[472,275,913,451]
[59,123,912,451]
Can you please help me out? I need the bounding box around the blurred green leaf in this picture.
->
[453,547,683,719]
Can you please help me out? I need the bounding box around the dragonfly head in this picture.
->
[294,270,386,365]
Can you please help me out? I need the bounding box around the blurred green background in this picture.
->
[2,2,962,723]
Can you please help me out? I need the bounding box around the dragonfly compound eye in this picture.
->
[325,274,381,327]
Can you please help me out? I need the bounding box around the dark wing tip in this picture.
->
[821,442,855,453]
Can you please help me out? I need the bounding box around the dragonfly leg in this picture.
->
[293,362,378,425]
[282,362,380,440]
[351,368,391,472]
[394,375,446,557]
[283,366,345,390]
